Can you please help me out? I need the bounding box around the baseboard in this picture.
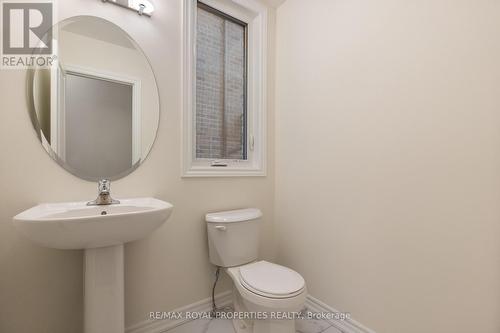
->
[126,291,233,333]
[126,291,376,333]
[305,295,376,333]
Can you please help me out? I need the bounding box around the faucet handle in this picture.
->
[87,179,120,206]
[98,179,111,193]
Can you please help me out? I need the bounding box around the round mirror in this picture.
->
[29,16,160,181]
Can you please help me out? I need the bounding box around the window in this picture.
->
[196,3,247,161]
[183,0,268,177]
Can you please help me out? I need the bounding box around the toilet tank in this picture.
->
[206,208,262,267]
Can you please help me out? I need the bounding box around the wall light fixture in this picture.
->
[102,0,155,17]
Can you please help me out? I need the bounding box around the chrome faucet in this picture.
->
[87,179,120,206]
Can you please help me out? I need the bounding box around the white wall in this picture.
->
[0,0,276,331]
[275,0,500,332]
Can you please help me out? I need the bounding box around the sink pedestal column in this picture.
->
[84,244,124,333]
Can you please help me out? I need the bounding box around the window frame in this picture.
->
[182,0,268,177]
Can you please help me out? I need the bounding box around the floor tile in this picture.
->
[167,319,210,333]
[167,318,235,333]
[322,326,343,333]
[295,309,332,333]
[296,316,331,333]
[167,312,334,333]
[205,318,236,333]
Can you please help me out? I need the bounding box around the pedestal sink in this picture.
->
[13,197,173,333]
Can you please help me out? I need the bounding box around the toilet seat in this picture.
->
[238,261,305,299]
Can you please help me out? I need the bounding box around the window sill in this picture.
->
[182,165,266,178]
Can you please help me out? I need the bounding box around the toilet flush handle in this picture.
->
[215,225,227,231]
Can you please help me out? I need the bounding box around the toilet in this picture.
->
[206,208,307,333]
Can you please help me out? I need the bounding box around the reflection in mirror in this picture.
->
[30,16,160,181]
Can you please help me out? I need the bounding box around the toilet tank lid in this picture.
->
[206,208,262,223]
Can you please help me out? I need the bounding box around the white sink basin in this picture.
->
[13,197,173,333]
[13,197,173,249]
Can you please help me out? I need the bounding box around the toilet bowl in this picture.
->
[206,209,307,333]
[226,261,307,333]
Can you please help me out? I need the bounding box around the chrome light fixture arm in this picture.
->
[101,0,155,17]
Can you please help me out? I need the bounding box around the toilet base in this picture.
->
[231,288,297,333]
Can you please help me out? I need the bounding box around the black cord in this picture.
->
[211,266,221,318]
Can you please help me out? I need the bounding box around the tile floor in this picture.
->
[167,308,344,333]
